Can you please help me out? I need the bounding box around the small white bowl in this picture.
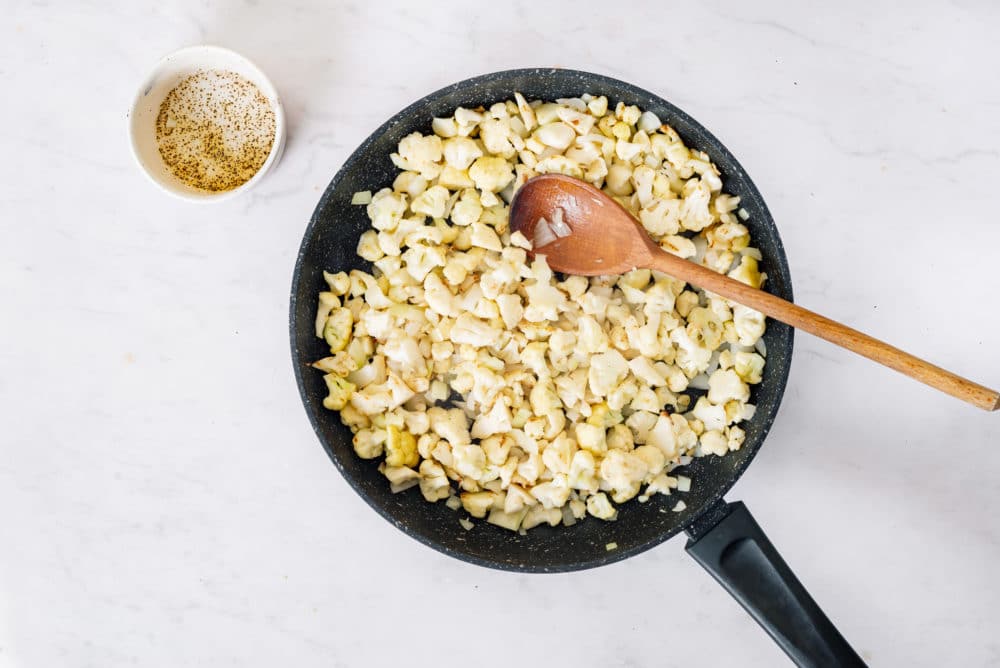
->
[128,45,286,202]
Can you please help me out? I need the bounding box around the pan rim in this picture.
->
[290,67,794,573]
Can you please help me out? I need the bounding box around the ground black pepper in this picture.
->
[155,70,276,192]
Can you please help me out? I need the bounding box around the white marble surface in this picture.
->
[2,1,999,666]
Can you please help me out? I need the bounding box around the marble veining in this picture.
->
[1,1,998,666]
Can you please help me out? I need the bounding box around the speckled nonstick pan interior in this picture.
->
[290,69,864,667]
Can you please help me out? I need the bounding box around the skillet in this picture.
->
[290,68,865,667]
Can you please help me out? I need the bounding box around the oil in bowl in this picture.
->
[129,46,285,201]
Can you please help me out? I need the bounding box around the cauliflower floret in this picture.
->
[540,434,573,474]
[670,414,698,452]
[383,334,425,377]
[384,425,419,468]
[599,450,648,494]
[392,171,428,199]
[347,354,387,389]
[471,397,512,439]
[469,222,503,252]
[523,280,567,323]
[419,460,451,502]
[707,369,750,405]
[431,116,458,138]
[454,106,485,131]
[630,386,661,413]
[313,352,358,378]
[429,406,471,446]
[692,396,727,432]
[352,428,386,459]
[452,442,488,479]
[529,380,561,417]
[679,179,713,231]
[322,374,355,411]
[531,473,572,508]
[400,244,446,283]
[628,356,668,387]
[606,424,634,451]
[480,118,516,158]
[450,312,500,347]
[410,184,450,219]
[637,198,681,236]
[727,425,746,451]
[632,444,666,478]
[503,484,536,514]
[441,136,482,171]
[586,492,618,521]
[675,290,700,318]
[733,305,767,346]
[360,309,393,340]
[706,221,750,250]
[700,429,729,456]
[645,413,678,459]
[381,465,420,493]
[588,350,628,397]
[450,189,483,226]
[686,307,725,350]
[733,351,765,384]
[517,450,544,485]
[533,155,584,179]
[461,490,499,518]
[522,505,562,530]
[637,110,661,133]
[574,422,607,455]
[366,188,408,232]
[480,434,512,466]
[469,156,514,193]
[728,255,765,288]
[568,450,599,493]
[394,132,442,179]
[314,291,340,338]
[323,271,351,296]
[352,374,415,414]
[671,327,713,377]
[586,402,622,428]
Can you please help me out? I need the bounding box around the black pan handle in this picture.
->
[685,500,866,667]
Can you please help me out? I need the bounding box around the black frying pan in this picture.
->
[290,69,865,667]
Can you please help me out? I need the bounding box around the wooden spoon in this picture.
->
[509,174,999,411]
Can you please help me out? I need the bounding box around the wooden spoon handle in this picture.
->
[645,248,1000,411]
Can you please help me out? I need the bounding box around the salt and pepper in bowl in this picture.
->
[128,45,286,202]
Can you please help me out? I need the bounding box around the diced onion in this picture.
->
[706,352,720,377]
[561,505,577,526]
[755,338,767,357]
[688,373,710,390]
[533,216,558,248]
[549,207,572,238]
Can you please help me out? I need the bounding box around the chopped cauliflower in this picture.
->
[469,156,514,193]
[312,95,768,530]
